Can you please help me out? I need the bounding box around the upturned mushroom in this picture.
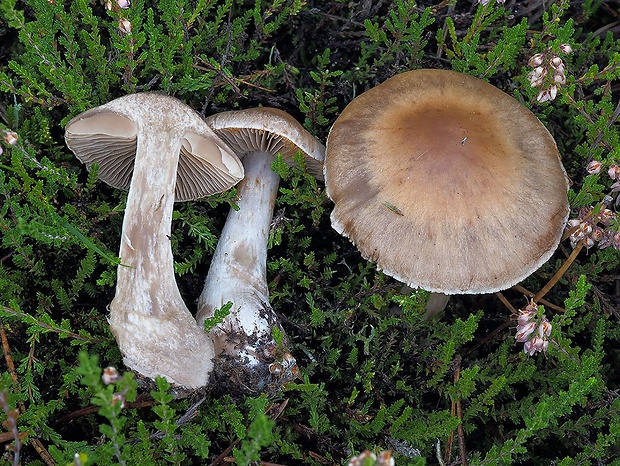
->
[65,93,244,389]
[324,69,569,310]
[196,107,324,388]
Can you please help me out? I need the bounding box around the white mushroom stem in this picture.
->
[109,130,214,389]
[197,150,281,366]
[423,292,451,319]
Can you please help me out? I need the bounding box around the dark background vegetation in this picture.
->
[0,0,619,464]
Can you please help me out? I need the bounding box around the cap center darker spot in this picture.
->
[380,105,509,193]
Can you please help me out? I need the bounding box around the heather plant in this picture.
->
[0,0,619,465]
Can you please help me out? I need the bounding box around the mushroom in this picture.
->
[65,93,244,389]
[196,107,324,387]
[324,69,569,312]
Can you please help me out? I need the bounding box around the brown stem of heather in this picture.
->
[445,414,454,464]
[0,324,56,466]
[512,285,566,313]
[534,241,585,303]
[1,325,19,385]
[454,358,468,466]
[445,357,468,466]
[495,291,517,314]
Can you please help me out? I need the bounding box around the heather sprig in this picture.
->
[514,301,553,356]
[348,449,395,466]
[527,43,572,103]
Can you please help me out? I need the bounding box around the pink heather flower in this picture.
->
[349,451,375,465]
[102,367,120,385]
[598,230,613,249]
[3,131,18,145]
[537,89,552,103]
[523,339,535,356]
[528,65,547,88]
[533,66,547,79]
[112,392,125,409]
[517,301,537,324]
[525,335,546,355]
[591,226,605,242]
[550,56,563,69]
[597,209,615,226]
[559,43,573,54]
[348,450,394,466]
[587,160,603,174]
[537,85,559,102]
[106,0,130,10]
[608,164,620,180]
[613,232,620,250]
[538,318,552,338]
[531,335,546,351]
[549,84,558,100]
[516,302,551,356]
[516,322,537,342]
[118,18,132,34]
[577,222,593,238]
[518,311,534,326]
[528,53,545,67]
[377,451,394,466]
[529,74,545,88]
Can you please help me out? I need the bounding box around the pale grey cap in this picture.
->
[324,69,570,294]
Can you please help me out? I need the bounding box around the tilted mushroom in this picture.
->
[65,93,244,388]
[196,107,324,388]
[324,69,569,313]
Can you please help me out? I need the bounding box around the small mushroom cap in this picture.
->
[205,107,325,179]
[65,93,244,201]
[325,69,570,294]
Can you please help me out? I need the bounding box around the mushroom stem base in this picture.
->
[423,292,451,319]
[110,307,214,389]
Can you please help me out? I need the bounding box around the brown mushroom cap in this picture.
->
[205,107,325,179]
[65,93,243,201]
[325,69,570,294]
